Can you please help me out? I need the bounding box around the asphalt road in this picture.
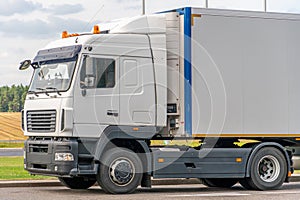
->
[0,148,23,156]
[1,183,300,200]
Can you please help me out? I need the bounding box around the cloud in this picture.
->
[114,0,141,10]
[0,52,8,58]
[0,64,32,86]
[0,16,95,39]
[0,1,84,17]
[0,0,42,16]
[115,0,139,3]
[49,16,97,33]
[0,18,53,38]
[47,4,84,15]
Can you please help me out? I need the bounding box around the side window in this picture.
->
[80,57,115,89]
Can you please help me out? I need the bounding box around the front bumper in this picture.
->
[24,138,78,176]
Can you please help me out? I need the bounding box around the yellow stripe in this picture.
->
[191,14,202,26]
[192,133,300,138]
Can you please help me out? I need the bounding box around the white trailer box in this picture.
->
[178,8,300,138]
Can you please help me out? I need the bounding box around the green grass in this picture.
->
[0,156,54,180]
[0,142,24,148]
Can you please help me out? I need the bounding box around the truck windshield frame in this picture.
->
[29,56,78,93]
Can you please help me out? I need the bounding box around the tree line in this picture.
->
[0,85,29,112]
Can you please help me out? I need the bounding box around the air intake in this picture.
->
[27,110,56,132]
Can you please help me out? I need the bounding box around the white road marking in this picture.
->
[168,192,250,197]
[263,191,300,195]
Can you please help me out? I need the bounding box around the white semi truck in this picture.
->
[20,7,300,194]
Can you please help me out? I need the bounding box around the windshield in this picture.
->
[29,58,77,93]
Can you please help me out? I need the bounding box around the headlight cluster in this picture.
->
[54,153,74,161]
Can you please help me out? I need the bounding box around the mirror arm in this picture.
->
[81,88,87,97]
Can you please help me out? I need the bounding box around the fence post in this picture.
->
[264,0,267,12]
[142,0,145,15]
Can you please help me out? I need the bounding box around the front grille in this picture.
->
[27,110,56,132]
[29,144,49,153]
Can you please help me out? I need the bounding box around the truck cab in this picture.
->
[24,14,171,138]
[22,13,176,193]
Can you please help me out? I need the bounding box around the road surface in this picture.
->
[0,148,23,156]
[1,183,300,200]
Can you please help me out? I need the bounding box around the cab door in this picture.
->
[73,55,119,137]
[119,56,156,126]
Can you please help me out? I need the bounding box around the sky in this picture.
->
[1,0,300,86]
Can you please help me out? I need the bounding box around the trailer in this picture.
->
[20,7,300,194]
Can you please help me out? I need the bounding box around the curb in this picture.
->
[0,179,200,188]
[0,180,61,188]
[0,175,299,188]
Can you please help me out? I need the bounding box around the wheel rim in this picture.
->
[109,157,135,186]
[257,155,280,183]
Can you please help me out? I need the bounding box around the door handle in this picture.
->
[107,110,118,117]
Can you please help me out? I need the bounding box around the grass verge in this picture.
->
[0,156,55,180]
[0,142,24,148]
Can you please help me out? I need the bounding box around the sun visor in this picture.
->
[33,45,82,63]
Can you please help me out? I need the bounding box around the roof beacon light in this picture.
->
[62,31,69,39]
[62,31,80,39]
[93,25,100,34]
[69,33,80,37]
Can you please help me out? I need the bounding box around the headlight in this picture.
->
[55,153,74,161]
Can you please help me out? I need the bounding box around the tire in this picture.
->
[97,147,143,194]
[246,147,287,190]
[202,178,238,188]
[58,177,96,189]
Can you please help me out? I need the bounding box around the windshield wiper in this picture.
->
[46,87,61,96]
[36,88,49,96]
[27,90,39,97]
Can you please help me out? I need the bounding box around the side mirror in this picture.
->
[84,76,95,88]
[81,76,95,97]
[19,60,32,70]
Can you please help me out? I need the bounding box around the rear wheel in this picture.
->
[59,177,96,189]
[201,178,238,188]
[244,147,287,190]
[97,147,143,194]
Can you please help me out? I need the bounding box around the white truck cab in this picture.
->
[24,14,170,138]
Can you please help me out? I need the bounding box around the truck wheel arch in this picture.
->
[245,142,291,180]
[93,126,153,180]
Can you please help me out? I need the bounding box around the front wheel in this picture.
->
[58,177,96,189]
[245,147,287,190]
[97,147,143,194]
